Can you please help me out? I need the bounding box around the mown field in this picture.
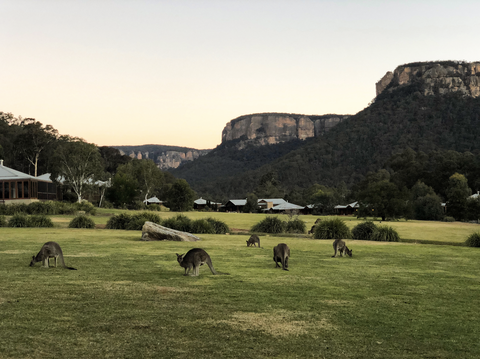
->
[1,212,480,358]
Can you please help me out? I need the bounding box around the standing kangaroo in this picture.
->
[331,239,352,258]
[30,241,77,270]
[246,234,261,247]
[273,243,290,271]
[176,248,228,276]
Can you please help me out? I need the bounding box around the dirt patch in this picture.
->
[211,310,335,337]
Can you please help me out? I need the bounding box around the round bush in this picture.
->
[443,216,455,222]
[205,217,230,234]
[371,225,400,242]
[352,221,377,240]
[69,215,96,229]
[251,216,286,234]
[162,214,193,232]
[0,215,7,227]
[465,232,480,247]
[28,215,54,228]
[106,213,132,229]
[285,217,306,234]
[190,219,216,234]
[74,201,97,215]
[314,218,351,239]
[8,214,29,227]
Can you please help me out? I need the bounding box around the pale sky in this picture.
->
[2,0,479,149]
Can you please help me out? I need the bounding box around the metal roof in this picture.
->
[0,163,39,181]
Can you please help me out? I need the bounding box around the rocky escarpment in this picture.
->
[376,61,480,98]
[156,150,210,170]
[221,113,350,149]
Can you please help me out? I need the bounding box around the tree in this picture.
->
[466,196,480,223]
[116,160,164,203]
[52,139,103,203]
[446,173,471,220]
[15,119,58,177]
[106,173,138,207]
[165,179,195,211]
[243,193,259,213]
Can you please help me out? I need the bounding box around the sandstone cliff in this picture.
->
[156,150,209,170]
[376,61,480,98]
[221,113,350,149]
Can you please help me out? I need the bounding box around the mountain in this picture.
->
[171,61,480,200]
[112,144,211,170]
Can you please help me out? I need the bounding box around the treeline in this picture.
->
[0,112,196,210]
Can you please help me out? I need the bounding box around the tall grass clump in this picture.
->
[285,217,306,234]
[251,216,286,234]
[314,218,351,239]
[352,221,377,240]
[8,214,29,227]
[106,212,161,230]
[0,215,7,227]
[464,232,480,247]
[205,217,230,234]
[162,214,192,232]
[69,215,96,229]
[371,225,400,242]
[190,219,216,234]
[28,215,54,228]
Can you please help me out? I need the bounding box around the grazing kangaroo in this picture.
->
[176,248,228,276]
[273,243,290,271]
[30,241,77,270]
[246,234,261,247]
[331,239,352,258]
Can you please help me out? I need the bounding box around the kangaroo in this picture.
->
[176,248,228,276]
[331,239,352,258]
[246,234,261,247]
[273,243,290,271]
[30,242,77,270]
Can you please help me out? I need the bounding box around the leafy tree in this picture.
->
[243,193,259,213]
[15,119,58,177]
[466,197,480,223]
[165,179,195,211]
[106,173,138,207]
[446,173,472,220]
[51,138,103,203]
[117,159,164,202]
[98,146,131,175]
[255,171,284,198]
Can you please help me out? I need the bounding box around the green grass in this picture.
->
[1,226,480,358]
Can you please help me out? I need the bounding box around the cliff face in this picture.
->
[221,113,350,148]
[156,150,209,170]
[376,61,480,97]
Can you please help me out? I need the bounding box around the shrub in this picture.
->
[0,215,7,227]
[190,219,216,234]
[251,216,285,234]
[106,213,132,229]
[125,212,162,230]
[162,214,192,232]
[28,215,54,228]
[0,203,28,215]
[74,201,97,215]
[371,225,400,242]
[443,216,455,222]
[352,221,377,240]
[314,218,351,239]
[465,232,480,247]
[8,214,29,227]
[205,217,230,234]
[68,215,96,229]
[27,201,57,215]
[285,217,306,234]
[146,204,162,212]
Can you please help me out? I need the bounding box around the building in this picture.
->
[0,160,57,204]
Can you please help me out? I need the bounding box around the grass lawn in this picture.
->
[1,224,480,358]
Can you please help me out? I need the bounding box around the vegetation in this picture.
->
[2,227,480,358]
[0,215,6,227]
[352,221,377,240]
[371,225,401,242]
[28,214,54,228]
[251,216,286,234]
[464,232,480,247]
[313,217,352,239]
[106,212,162,230]
[8,214,29,227]
[68,215,96,229]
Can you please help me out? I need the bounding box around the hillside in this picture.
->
[171,61,480,200]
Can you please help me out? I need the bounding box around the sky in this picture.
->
[2,0,479,149]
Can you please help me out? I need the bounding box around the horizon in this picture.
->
[2,0,479,149]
